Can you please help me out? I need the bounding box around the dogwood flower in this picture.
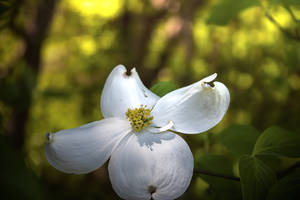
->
[45,65,230,200]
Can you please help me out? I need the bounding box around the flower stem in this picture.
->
[193,169,240,181]
[277,161,300,179]
[194,161,300,182]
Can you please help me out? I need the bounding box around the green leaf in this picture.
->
[195,154,242,200]
[254,154,282,171]
[253,126,300,158]
[206,0,260,25]
[150,81,177,97]
[239,155,277,200]
[218,124,260,157]
[267,171,300,200]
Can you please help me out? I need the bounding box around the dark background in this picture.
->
[0,0,300,199]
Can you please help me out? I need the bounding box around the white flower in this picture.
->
[45,65,230,200]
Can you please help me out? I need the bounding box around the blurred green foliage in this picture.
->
[206,0,260,25]
[150,81,177,96]
[218,124,260,157]
[0,135,45,200]
[1,0,300,199]
[195,154,242,200]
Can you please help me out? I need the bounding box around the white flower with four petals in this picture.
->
[45,65,230,200]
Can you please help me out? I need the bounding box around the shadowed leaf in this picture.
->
[267,171,300,200]
[253,126,300,158]
[239,155,277,200]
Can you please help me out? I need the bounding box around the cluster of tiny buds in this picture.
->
[126,105,154,132]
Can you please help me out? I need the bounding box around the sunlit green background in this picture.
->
[1,0,300,199]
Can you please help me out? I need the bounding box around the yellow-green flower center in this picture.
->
[126,105,153,132]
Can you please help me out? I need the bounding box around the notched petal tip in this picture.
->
[131,67,137,74]
[202,73,217,83]
[113,64,126,72]
[124,68,132,76]
[45,132,52,143]
[148,185,157,195]
[202,82,214,89]
[114,64,138,77]
[124,67,139,77]
[113,64,131,77]
[201,73,219,89]
[115,65,135,77]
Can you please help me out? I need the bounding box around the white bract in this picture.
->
[45,65,230,200]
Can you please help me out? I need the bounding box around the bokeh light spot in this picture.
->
[69,0,123,18]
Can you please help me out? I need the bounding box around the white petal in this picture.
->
[45,118,131,174]
[100,65,159,119]
[108,131,193,200]
[151,74,230,134]
[147,121,174,133]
